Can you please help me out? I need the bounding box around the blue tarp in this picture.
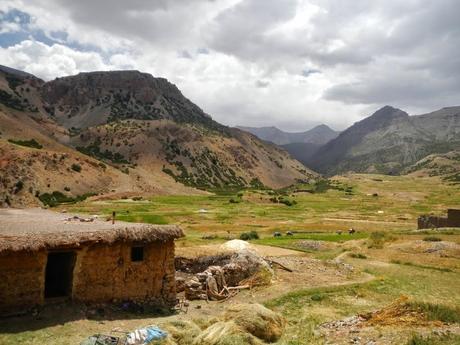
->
[126,326,168,344]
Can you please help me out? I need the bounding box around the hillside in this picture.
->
[0,66,315,207]
[237,124,339,146]
[307,106,460,175]
[404,151,460,183]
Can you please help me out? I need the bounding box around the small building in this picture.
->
[417,209,460,229]
[0,209,184,314]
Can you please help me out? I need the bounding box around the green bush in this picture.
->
[310,293,325,301]
[423,236,442,242]
[38,191,94,207]
[8,138,42,149]
[14,180,24,194]
[71,163,82,172]
[349,253,367,259]
[368,231,396,249]
[240,231,259,241]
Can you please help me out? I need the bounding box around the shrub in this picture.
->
[38,191,94,207]
[71,163,82,172]
[14,180,24,194]
[8,138,42,149]
[423,236,442,242]
[368,231,396,249]
[239,231,259,241]
[349,253,367,259]
[310,293,325,301]
[279,197,297,206]
[229,198,241,204]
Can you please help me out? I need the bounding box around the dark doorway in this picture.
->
[44,251,76,298]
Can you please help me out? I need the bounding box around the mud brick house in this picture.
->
[0,209,184,314]
[417,209,460,229]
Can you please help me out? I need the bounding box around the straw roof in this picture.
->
[0,209,184,254]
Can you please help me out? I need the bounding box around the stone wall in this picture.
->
[417,209,460,229]
[0,251,47,313]
[0,240,177,313]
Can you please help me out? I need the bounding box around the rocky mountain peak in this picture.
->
[37,69,215,129]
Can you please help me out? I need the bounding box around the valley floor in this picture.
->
[0,174,459,344]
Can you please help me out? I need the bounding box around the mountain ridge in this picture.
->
[0,66,316,207]
[237,123,339,146]
[307,105,460,175]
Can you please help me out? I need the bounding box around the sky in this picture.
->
[0,0,459,131]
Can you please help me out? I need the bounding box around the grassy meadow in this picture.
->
[65,174,460,245]
[1,173,459,345]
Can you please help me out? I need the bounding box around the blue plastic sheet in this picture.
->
[126,326,168,344]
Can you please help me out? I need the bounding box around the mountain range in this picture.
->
[237,124,339,146]
[308,105,460,175]
[238,106,460,178]
[0,66,315,207]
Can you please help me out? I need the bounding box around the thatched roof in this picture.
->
[0,209,184,254]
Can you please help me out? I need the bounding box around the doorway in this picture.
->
[44,251,76,298]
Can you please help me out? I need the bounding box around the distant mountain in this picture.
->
[307,105,460,175]
[279,142,321,167]
[0,67,315,207]
[237,124,339,146]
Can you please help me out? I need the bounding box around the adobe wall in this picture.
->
[72,240,176,306]
[0,240,177,313]
[0,251,47,313]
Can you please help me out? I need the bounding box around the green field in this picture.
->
[65,174,460,244]
[1,173,458,344]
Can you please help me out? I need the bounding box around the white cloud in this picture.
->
[0,40,111,79]
[0,0,459,131]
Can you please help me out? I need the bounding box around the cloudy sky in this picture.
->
[0,0,459,131]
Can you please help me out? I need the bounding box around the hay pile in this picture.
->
[359,296,459,327]
[151,304,285,345]
[361,296,427,326]
[194,303,285,345]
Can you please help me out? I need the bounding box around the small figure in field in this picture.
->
[348,228,356,235]
[273,232,282,237]
[286,231,293,236]
[336,230,343,235]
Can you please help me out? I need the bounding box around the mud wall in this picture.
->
[0,251,47,313]
[0,240,177,313]
[72,240,176,306]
